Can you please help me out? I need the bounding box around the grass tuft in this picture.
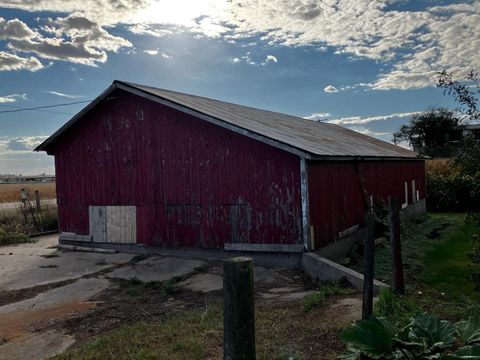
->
[303,281,353,312]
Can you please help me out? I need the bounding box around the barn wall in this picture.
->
[307,160,426,248]
[52,90,302,248]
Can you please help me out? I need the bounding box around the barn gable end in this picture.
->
[52,89,303,248]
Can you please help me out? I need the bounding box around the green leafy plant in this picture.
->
[341,313,480,359]
[0,226,30,245]
[468,233,480,292]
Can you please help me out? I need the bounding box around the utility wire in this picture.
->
[0,103,74,116]
[0,100,92,114]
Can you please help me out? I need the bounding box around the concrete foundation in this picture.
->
[59,239,303,269]
[316,226,365,261]
[401,198,427,222]
[302,252,387,292]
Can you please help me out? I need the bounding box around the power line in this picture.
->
[0,100,92,114]
[0,103,74,116]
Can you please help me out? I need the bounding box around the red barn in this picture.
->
[36,81,425,256]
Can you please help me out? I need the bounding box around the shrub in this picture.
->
[426,172,480,212]
[0,226,30,245]
[341,313,480,359]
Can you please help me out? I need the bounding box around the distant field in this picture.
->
[0,182,56,203]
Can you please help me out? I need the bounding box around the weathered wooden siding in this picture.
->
[52,89,302,247]
[307,160,426,248]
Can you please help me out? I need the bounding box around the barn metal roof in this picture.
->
[36,80,419,160]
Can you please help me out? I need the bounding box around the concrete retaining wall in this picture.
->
[302,252,387,291]
[401,198,427,222]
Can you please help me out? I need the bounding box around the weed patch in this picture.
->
[303,281,353,311]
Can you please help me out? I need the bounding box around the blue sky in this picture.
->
[0,0,477,174]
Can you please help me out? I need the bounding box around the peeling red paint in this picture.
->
[307,161,426,248]
[50,88,426,250]
[52,90,303,247]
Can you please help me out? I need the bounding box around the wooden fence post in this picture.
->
[362,211,375,320]
[388,196,405,295]
[224,257,255,360]
[35,190,41,212]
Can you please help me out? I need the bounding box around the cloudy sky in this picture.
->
[0,0,478,174]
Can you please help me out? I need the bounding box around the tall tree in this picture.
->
[393,108,460,158]
[438,69,479,121]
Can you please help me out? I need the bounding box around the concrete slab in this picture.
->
[0,278,110,317]
[178,273,223,293]
[0,277,110,359]
[0,235,134,291]
[0,330,75,360]
[207,265,290,286]
[281,291,315,300]
[107,256,205,283]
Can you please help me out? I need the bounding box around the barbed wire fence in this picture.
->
[0,188,58,235]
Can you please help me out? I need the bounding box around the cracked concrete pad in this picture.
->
[107,256,205,283]
[0,278,110,317]
[269,287,303,294]
[179,273,223,292]
[280,291,315,300]
[0,235,134,291]
[205,266,288,285]
[0,330,75,360]
[0,277,110,359]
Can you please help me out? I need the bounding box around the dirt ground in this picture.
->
[0,236,363,360]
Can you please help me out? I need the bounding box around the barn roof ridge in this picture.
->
[35,80,419,160]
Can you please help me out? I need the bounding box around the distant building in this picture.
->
[0,174,55,184]
[411,124,480,154]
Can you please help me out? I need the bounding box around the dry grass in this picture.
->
[52,298,350,360]
[425,158,459,177]
[0,183,56,203]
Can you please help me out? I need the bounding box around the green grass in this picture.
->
[303,281,353,311]
[359,212,480,323]
[125,277,180,298]
[53,305,223,360]
[421,215,478,299]
[52,297,348,360]
[0,227,32,245]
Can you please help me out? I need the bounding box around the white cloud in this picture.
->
[326,111,422,125]
[303,112,331,120]
[48,91,81,98]
[228,52,278,66]
[0,0,478,89]
[323,85,338,93]
[0,93,26,103]
[0,13,132,68]
[0,135,48,153]
[143,49,172,59]
[144,49,158,55]
[347,126,391,138]
[0,0,150,25]
[263,54,277,64]
[0,16,36,40]
[0,51,43,71]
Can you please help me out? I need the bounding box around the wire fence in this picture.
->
[0,194,58,235]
